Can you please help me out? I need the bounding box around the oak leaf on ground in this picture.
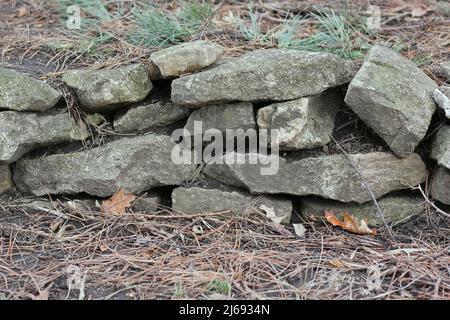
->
[324,210,377,236]
[100,189,136,215]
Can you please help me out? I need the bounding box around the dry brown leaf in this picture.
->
[411,6,427,17]
[324,210,344,227]
[16,6,28,17]
[325,211,377,236]
[99,243,109,252]
[100,189,136,215]
[329,259,345,268]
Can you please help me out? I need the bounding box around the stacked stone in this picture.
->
[1,40,448,226]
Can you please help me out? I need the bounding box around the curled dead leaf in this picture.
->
[100,189,136,215]
[324,210,344,227]
[325,211,377,236]
[16,6,28,18]
[329,259,345,268]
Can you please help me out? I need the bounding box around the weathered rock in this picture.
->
[204,152,427,203]
[114,102,191,133]
[132,193,162,212]
[13,134,196,197]
[344,45,437,157]
[172,49,357,106]
[0,67,61,112]
[0,111,91,163]
[300,195,424,227]
[172,186,292,224]
[440,86,450,97]
[0,164,13,193]
[436,1,450,16]
[435,62,450,80]
[145,59,162,80]
[257,92,340,150]
[430,125,450,170]
[434,87,450,118]
[62,64,151,112]
[151,41,224,78]
[184,102,256,138]
[430,166,450,205]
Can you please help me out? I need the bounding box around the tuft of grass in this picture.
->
[55,0,129,55]
[233,2,268,44]
[206,278,231,295]
[173,281,187,299]
[177,0,213,30]
[412,52,434,67]
[129,4,190,47]
[232,4,376,59]
[56,1,213,50]
[291,7,371,59]
[128,2,212,48]
[273,14,306,49]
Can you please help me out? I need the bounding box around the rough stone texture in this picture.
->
[435,62,450,80]
[434,87,450,118]
[204,152,427,203]
[151,41,224,78]
[132,193,162,212]
[257,92,340,150]
[430,125,450,170]
[430,166,450,205]
[14,134,196,197]
[436,1,450,17]
[114,102,191,133]
[0,164,13,193]
[441,86,450,97]
[62,64,152,112]
[0,111,92,163]
[300,195,424,227]
[344,45,437,157]
[0,67,61,112]
[145,60,162,80]
[172,49,357,106]
[184,102,256,137]
[172,186,292,224]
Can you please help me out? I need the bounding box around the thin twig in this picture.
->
[414,185,450,218]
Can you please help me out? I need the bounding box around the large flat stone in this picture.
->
[13,134,196,197]
[172,49,357,106]
[430,166,450,205]
[184,102,256,137]
[172,186,292,224]
[204,152,427,203]
[300,195,424,227]
[114,101,191,133]
[257,92,340,150]
[0,164,13,193]
[0,111,92,163]
[345,45,437,157]
[151,41,224,78]
[62,64,151,112]
[430,125,450,170]
[0,67,61,112]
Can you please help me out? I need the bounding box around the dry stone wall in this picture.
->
[1,40,449,226]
